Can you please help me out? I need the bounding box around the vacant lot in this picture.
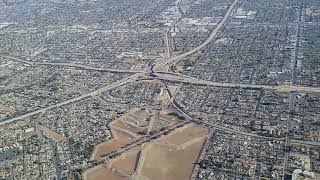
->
[90,129,134,160]
[85,149,139,180]
[0,104,13,113]
[137,124,209,180]
[86,108,206,180]
[40,126,66,143]
[90,107,179,160]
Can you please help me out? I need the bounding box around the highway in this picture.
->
[0,54,142,73]
[164,29,172,59]
[2,0,319,176]
[190,131,213,180]
[0,0,245,129]
[0,73,142,126]
[291,139,320,147]
[164,0,183,59]
[0,0,243,127]
[87,121,189,169]
[171,0,183,28]
[154,71,320,93]
[34,120,63,180]
[156,71,278,90]
[2,67,320,128]
[166,86,286,140]
[154,0,239,72]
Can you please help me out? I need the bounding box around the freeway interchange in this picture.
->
[1,0,320,152]
[1,0,320,178]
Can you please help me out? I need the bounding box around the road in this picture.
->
[291,139,320,147]
[282,7,303,178]
[164,0,183,59]
[154,71,320,93]
[0,0,241,126]
[0,73,142,126]
[164,29,172,59]
[2,67,320,127]
[35,121,62,180]
[171,0,183,28]
[162,78,285,141]
[156,72,278,90]
[170,94,285,140]
[0,54,142,73]
[87,121,189,169]
[190,131,213,180]
[154,0,239,72]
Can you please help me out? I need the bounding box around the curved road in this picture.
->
[154,0,239,72]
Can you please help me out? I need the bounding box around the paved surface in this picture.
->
[0,54,142,73]
[154,0,239,72]
[0,73,142,126]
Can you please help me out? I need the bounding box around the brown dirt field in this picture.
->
[111,149,139,175]
[167,85,178,96]
[306,131,320,137]
[176,64,185,73]
[0,104,13,112]
[150,113,178,132]
[87,123,208,180]
[131,111,151,120]
[40,126,66,143]
[157,123,208,145]
[137,124,209,180]
[91,108,152,160]
[85,149,139,180]
[124,110,150,127]
[112,120,147,135]
[88,108,204,180]
[159,113,178,122]
[84,166,126,180]
[155,88,170,104]
[91,129,133,160]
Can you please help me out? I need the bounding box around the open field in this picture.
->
[112,120,147,136]
[40,125,66,143]
[0,104,13,112]
[149,110,177,132]
[86,107,206,180]
[90,107,179,160]
[85,149,140,180]
[137,124,209,180]
[90,129,134,160]
[85,123,209,180]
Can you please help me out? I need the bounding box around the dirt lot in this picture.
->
[40,126,66,143]
[86,123,208,180]
[86,107,205,180]
[85,149,139,180]
[137,124,209,180]
[90,129,134,160]
[90,107,179,160]
[0,104,13,113]
[157,123,208,145]
[90,108,150,160]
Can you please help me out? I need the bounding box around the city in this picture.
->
[1,0,320,179]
